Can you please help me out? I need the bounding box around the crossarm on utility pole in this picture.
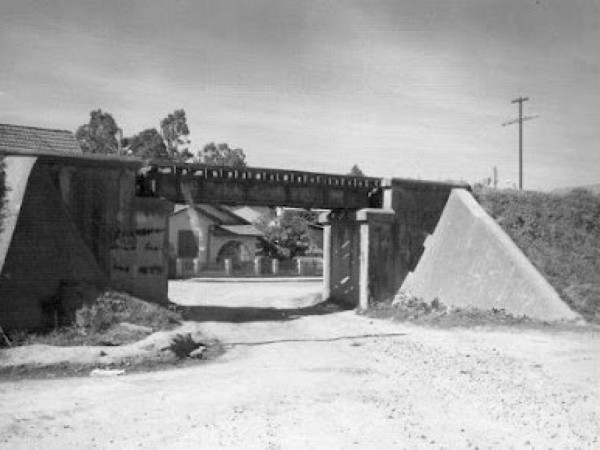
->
[501,97,539,190]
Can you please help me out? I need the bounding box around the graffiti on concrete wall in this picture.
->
[109,198,172,303]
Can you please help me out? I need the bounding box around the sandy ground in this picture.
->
[1,280,600,449]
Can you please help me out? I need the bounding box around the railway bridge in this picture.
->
[2,124,576,330]
[1,139,465,329]
[138,161,465,308]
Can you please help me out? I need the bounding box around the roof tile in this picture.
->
[0,123,82,154]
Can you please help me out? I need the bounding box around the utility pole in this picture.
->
[502,97,539,190]
[493,166,498,189]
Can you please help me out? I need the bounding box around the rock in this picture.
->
[168,333,206,359]
[189,346,206,359]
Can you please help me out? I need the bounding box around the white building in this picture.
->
[168,204,265,276]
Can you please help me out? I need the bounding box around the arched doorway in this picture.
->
[216,240,251,269]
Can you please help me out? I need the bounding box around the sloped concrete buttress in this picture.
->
[0,162,107,330]
[0,156,37,272]
[398,189,578,321]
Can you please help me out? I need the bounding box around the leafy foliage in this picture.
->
[126,128,169,160]
[255,209,319,258]
[349,164,365,176]
[200,142,247,167]
[160,109,192,161]
[75,109,120,154]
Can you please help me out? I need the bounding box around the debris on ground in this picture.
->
[0,289,219,379]
[0,323,222,380]
[167,333,207,359]
[90,368,126,377]
[189,346,206,359]
[363,294,586,329]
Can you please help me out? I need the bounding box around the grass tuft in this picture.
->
[362,295,547,329]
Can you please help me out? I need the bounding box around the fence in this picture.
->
[172,256,323,278]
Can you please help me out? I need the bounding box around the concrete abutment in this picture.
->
[321,179,577,322]
[321,179,460,308]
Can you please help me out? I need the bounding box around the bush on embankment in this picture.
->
[5,291,183,347]
[473,186,600,323]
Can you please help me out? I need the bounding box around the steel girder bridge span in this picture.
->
[137,161,387,210]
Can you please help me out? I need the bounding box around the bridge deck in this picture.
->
[138,161,387,209]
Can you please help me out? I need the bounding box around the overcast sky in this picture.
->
[1,0,599,190]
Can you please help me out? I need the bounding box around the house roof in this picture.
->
[223,205,272,223]
[173,204,188,214]
[171,203,254,226]
[0,124,82,155]
[198,204,242,223]
[216,224,264,237]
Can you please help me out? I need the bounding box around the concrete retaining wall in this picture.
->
[111,198,172,304]
[44,162,137,280]
[0,156,172,330]
[398,189,578,321]
[383,179,460,295]
[0,163,107,330]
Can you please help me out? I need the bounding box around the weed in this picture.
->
[364,296,541,329]
[168,333,203,359]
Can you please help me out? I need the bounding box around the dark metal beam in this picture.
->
[138,162,387,209]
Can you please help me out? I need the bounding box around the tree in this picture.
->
[254,209,319,258]
[349,164,365,176]
[200,142,247,167]
[126,128,169,160]
[75,109,120,154]
[160,109,192,161]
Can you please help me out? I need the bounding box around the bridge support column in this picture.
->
[320,208,395,308]
[321,216,331,301]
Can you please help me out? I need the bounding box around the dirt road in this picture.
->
[2,280,599,448]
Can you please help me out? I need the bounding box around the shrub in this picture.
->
[75,291,182,333]
[168,333,201,359]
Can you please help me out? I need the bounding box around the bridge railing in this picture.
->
[147,161,383,189]
[138,161,386,209]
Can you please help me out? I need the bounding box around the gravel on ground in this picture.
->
[1,280,599,448]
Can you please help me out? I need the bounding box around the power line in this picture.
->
[502,96,539,190]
